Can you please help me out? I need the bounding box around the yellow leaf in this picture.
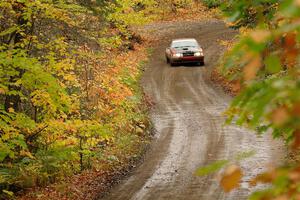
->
[220,165,243,192]
[20,150,34,159]
[8,107,14,113]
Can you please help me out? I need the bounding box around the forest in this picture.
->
[0,0,198,199]
[1,0,300,199]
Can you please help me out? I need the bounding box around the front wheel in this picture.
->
[198,61,205,66]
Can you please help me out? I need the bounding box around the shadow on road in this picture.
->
[169,63,206,68]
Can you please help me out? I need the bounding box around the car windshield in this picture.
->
[171,40,198,48]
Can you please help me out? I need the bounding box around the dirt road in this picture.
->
[100,20,283,200]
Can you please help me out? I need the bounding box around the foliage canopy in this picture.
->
[203,0,300,199]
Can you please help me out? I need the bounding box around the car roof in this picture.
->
[170,38,200,47]
[172,38,197,42]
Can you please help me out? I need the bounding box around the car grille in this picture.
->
[182,52,194,57]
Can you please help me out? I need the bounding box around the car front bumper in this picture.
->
[171,56,204,63]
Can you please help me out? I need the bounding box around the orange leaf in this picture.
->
[220,165,243,192]
[274,195,289,200]
[231,80,241,94]
[285,48,298,66]
[284,32,297,48]
[288,171,300,182]
[270,106,290,127]
[295,0,300,6]
[243,56,262,81]
[250,30,270,43]
[292,102,300,117]
[292,130,300,150]
[250,171,276,187]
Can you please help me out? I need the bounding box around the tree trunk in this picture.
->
[4,2,29,112]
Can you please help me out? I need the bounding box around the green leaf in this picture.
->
[0,26,19,37]
[0,151,9,162]
[235,151,256,161]
[196,160,229,176]
[265,55,282,74]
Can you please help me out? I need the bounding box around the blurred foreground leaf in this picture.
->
[196,160,229,176]
[220,165,243,192]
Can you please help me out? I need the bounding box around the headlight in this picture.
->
[173,53,183,58]
[194,52,203,57]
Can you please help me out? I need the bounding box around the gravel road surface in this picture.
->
[100,19,283,200]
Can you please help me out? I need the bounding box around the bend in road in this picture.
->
[100,19,284,200]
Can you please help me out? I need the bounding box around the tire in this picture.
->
[170,62,176,67]
[197,61,204,66]
[170,61,176,66]
[169,58,176,66]
[166,57,170,64]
